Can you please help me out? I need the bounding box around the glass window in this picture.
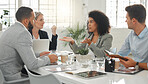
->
[0,0,17,30]
[106,0,146,28]
[0,0,73,31]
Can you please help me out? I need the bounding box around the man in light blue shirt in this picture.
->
[117,4,148,70]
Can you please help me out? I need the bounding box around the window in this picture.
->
[21,0,73,28]
[0,0,18,30]
[0,0,73,30]
[106,0,147,28]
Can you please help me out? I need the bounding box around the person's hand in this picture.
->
[40,51,50,56]
[120,56,136,68]
[51,25,57,36]
[48,54,58,63]
[81,38,92,46]
[59,37,75,44]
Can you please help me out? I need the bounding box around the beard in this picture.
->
[28,21,33,30]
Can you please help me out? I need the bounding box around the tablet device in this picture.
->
[113,67,143,75]
[33,39,49,53]
[76,71,106,78]
[104,50,128,61]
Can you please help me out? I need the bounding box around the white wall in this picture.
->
[88,0,106,13]
[110,28,131,52]
[73,0,106,25]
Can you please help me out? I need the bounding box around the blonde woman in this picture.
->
[29,12,58,50]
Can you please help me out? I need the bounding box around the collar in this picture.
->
[138,26,148,39]
[15,21,28,31]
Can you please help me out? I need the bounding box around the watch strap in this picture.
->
[136,62,139,65]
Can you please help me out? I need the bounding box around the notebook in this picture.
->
[33,39,49,53]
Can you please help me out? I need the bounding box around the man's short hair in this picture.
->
[125,4,146,23]
[15,6,33,22]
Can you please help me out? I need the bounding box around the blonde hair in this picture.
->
[34,12,43,20]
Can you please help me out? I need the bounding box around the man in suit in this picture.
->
[0,6,58,81]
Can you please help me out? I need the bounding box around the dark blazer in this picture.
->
[28,29,58,50]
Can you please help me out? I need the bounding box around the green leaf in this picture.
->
[78,48,89,55]
[0,15,3,19]
[61,22,87,47]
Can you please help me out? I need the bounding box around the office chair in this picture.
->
[24,66,61,84]
[0,69,29,84]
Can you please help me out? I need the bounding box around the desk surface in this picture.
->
[32,65,148,84]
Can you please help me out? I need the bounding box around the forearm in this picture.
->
[50,34,58,50]
[89,43,107,58]
[69,42,87,54]
[139,63,148,70]
[88,37,112,58]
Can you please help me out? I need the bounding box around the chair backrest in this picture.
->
[0,69,5,84]
[24,66,61,84]
[0,69,29,84]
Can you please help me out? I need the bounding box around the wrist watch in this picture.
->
[135,62,139,70]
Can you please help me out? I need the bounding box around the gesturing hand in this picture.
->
[81,38,92,45]
[59,37,75,44]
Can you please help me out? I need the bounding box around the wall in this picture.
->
[110,28,131,52]
[88,0,106,13]
[73,0,106,25]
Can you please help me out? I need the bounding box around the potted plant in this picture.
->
[76,48,90,61]
[61,22,87,46]
[0,10,10,31]
[78,48,89,55]
[76,48,90,68]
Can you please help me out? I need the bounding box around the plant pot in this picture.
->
[75,54,92,68]
[76,54,91,63]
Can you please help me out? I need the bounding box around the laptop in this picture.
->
[33,39,49,53]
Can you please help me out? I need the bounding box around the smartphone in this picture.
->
[104,50,128,61]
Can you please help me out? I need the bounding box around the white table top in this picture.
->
[32,65,148,84]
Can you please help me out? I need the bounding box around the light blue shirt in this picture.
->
[118,26,148,67]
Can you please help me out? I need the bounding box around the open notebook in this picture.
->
[33,39,49,53]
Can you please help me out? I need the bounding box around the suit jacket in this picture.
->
[0,22,50,81]
[28,29,58,50]
[70,33,113,58]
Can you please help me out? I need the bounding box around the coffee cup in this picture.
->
[61,53,68,63]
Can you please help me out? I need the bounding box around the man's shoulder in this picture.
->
[3,22,31,39]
